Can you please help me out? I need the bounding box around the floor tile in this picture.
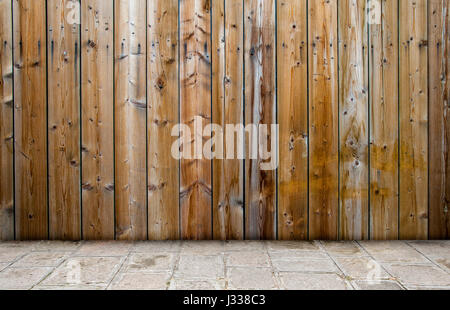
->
[228,267,278,290]
[335,257,391,280]
[12,252,69,267]
[384,264,450,286]
[352,280,404,290]
[0,267,53,290]
[175,255,224,279]
[109,272,171,290]
[225,251,270,267]
[123,253,176,273]
[279,273,351,290]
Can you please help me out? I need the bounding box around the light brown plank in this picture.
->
[369,0,399,240]
[180,0,212,240]
[308,0,339,240]
[212,0,244,240]
[399,0,428,240]
[47,0,81,240]
[114,0,147,240]
[429,0,450,239]
[148,0,180,240]
[244,0,276,240]
[13,0,48,240]
[277,0,308,240]
[81,0,114,240]
[339,0,369,240]
[0,0,14,240]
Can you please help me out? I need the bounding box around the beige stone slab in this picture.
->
[133,241,181,253]
[123,253,176,273]
[268,250,328,260]
[433,257,450,272]
[169,279,226,290]
[224,241,266,252]
[32,241,82,252]
[109,272,171,290]
[408,241,450,259]
[0,263,8,271]
[228,267,278,290]
[0,267,53,290]
[358,241,428,263]
[279,272,351,290]
[0,247,29,263]
[352,280,404,290]
[322,241,366,257]
[41,257,123,286]
[384,264,450,286]
[33,284,107,290]
[225,252,270,267]
[271,259,338,273]
[335,257,391,280]
[181,241,225,255]
[175,255,224,279]
[12,252,69,267]
[265,241,320,252]
[75,241,132,257]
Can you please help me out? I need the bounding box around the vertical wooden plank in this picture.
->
[81,0,114,240]
[370,0,399,240]
[114,0,147,240]
[0,0,14,240]
[429,0,450,239]
[180,0,212,240]
[399,0,428,240]
[308,0,339,240]
[244,0,276,240]
[148,0,180,240]
[277,0,308,240]
[13,0,48,240]
[212,0,244,240]
[47,0,81,240]
[339,0,369,240]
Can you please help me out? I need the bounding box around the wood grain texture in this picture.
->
[369,0,399,240]
[81,0,114,240]
[429,0,450,239]
[47,0,81,240]
[212,0,244,240]
[277,0,308,240]
[114,0,147,240]
[13,0,48,240]
[0,0,14,240]
[148,0,180,240]
[339,0,369,240]
[399,0,428,240]
[180,0,212,240]
[244,0,276,240]
[308,0,339,240]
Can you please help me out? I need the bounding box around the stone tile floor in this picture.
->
[0,240,449,290]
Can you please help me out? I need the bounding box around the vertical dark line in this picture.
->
[367,0,371,240]
[337,0,341,240]
[79,0,83,240]
[426,0,430,240]
[178,0,181,239]
[145,0,149,241]
[397,0,400,240]
[12,0,16,240]
[306,0,310,241]
[113,0,116,240]
[222,0,226,240]
[242,0,246,240]
[275,0,278,240]
[45,0,50,240]
[210,0,213,240]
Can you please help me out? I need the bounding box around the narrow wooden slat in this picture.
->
[399,0,428,240]
[47,0,81,240]
[244,0,276,240]
[338,0,369,240]
[308,0,339,240]
[148,0,180,240]
[81,0,114,240]
[369,0,399,240]
[212,0,244,240]
[429,0,450,239]
[180,0,212,240]
[13,0,48,240]
[114,0,147,240]
[277,0,308,240]
[0,0,14,240]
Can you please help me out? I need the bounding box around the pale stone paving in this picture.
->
[0,240,448,290]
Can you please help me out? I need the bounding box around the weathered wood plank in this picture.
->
[212,0,244,240]
[277,0,308,240]
[369,0,399,240]
[399,0,428,240]
[244,0,276,240]
[180,0,212,240]
[308,0,339,240]
[0,0,14,240]
[429,0,450,239]
[81,0,114,240]
[47,0,81,240]
[148,0,180,240]
[114,0,147,240]
[13,0,48,240]
[339,0,369,240]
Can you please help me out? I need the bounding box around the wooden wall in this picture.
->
[0,0,448,241]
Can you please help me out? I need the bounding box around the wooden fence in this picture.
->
[0,0,448,241]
